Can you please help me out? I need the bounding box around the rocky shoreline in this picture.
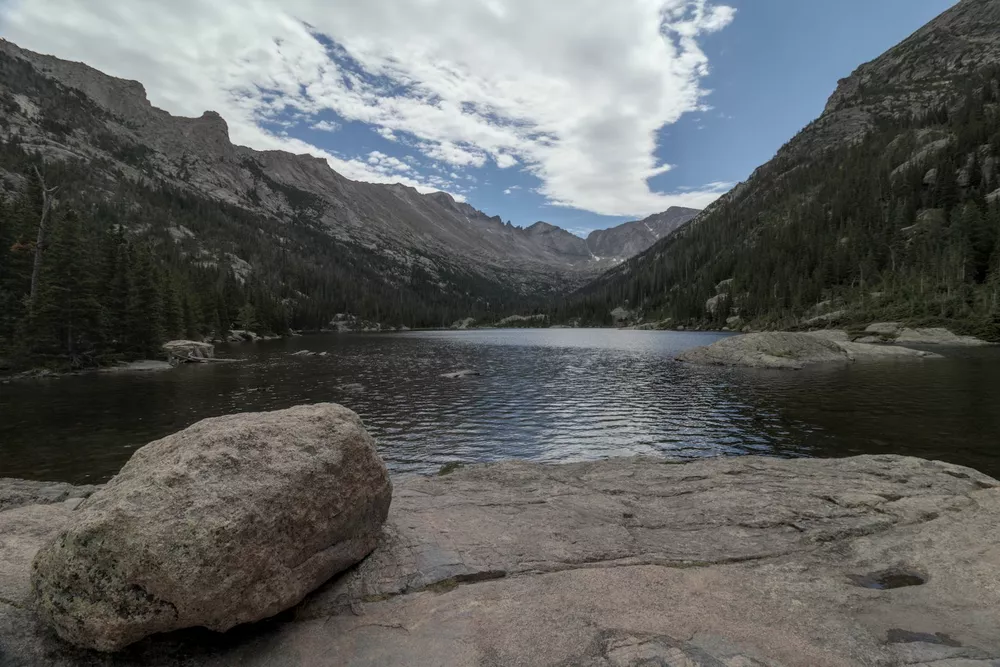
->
[2,442,999,665]
[675,329,992,370]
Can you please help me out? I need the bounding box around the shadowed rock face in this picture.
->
[29,404,392,652]
[2,454,999,665]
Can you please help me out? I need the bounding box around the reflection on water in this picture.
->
[2,329,999,483]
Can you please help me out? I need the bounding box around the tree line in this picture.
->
[565,64,1000,340]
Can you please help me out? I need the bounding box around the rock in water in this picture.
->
[677,332,850,369]
[30,404,392,652]
[162,340,215,363]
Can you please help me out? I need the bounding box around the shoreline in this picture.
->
[2,453,999,665]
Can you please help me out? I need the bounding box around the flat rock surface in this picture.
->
[2,455,999,666]
[679,332,945,369]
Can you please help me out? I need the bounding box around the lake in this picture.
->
[2,329,999,484]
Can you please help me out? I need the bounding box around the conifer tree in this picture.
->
[125,243,163,358]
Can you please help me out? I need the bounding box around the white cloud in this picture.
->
[494,153,518,169]
[0,0,735,216]
[311,119,340,132]
[503,185,521,195]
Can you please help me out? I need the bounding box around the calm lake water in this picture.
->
[2,329,999,484]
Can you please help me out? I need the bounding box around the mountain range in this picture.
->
[0,37,697,304]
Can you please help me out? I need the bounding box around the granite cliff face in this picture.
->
[0,39,696,307]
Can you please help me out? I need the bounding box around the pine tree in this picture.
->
[161,273,185,340]
[102,227,131,355]
[22,210,102,366]
[124,243,163,358]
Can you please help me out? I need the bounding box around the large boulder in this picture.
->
[161,340,214,363]
[30,403,392,652]
[677,332,850,369]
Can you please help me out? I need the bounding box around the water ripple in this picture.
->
[3,329,1000,483]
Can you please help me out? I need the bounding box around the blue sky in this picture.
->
[1,0,958,235]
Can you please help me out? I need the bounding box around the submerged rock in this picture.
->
[3,455,999,665]
[441,369,481,379]
[99,360,173,373]
[30,404,392,652]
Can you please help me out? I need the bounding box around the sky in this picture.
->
[0,0,958,236]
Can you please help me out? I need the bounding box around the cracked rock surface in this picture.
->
[1,454,999,666]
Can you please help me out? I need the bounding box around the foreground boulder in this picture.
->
[161,340,215,363]
[30,403,392,652]
[3,455,998,665]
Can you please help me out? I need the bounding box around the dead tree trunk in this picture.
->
[29,166,59,304]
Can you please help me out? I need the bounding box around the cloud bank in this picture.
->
[0,0,734,216]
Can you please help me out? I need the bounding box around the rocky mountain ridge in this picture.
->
[0,38,697,303]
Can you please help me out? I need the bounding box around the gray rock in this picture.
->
[704,293,728,315]
[0,479,99,512]
[610,307,634,324]
[3,455,1000,665]
[680,331,944,370]
[865,322,903,336]
[800,309,847,326]
[30,404,392,652]
[837,341,943,361]
[804,329,851,343]
[895,327,990,346]
[450,318,476,330]
[161,340,214,363]
[677,332,851,369]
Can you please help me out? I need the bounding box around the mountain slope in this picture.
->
[585,207,700,261]
[0,37,698,326]
[573,0,1000,338]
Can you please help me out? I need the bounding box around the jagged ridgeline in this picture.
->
[0,45,549,367]
[572,0,1000,339]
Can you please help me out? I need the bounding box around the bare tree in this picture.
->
[29,166,59,304]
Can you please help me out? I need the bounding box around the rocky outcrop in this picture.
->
[29,404,392,652]
[450,317,476,330]
[161,340,214,363]
[2,455,999,665]
[895,326,991,346]
[678,331,944,369]
[846,323,990,346]
[678,332,851,369]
